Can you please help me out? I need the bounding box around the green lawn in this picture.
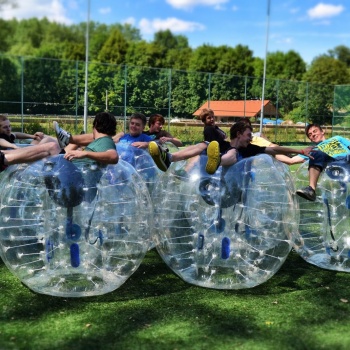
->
[1,248,350,350]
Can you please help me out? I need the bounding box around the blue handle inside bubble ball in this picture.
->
[221,237,230,259]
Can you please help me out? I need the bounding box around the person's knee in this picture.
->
[47,142,61,155]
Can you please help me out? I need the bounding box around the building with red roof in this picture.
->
[193,100,281,123]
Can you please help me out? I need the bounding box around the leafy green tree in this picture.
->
[0,56,21,113]
[303,55,350,85]
[97,28,129,64]
[328,45,350,67]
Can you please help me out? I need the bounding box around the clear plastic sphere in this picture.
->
[152,154,298,289]
[0,155,152,297]
[116,143,161,194]
[294,160,350,271]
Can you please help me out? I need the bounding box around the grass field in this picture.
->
[1,248,350,350]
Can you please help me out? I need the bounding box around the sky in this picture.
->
[1,0,350,64]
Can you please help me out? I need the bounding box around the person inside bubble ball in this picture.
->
[240,117,305,166]
[54,112,119,165]
[149,121,313,174]
[0,112,118,173]
[0,114,46,149]
[296,123,350,201]
[144,113,183,147]
[149,108,228,173]
[55,113,152,151]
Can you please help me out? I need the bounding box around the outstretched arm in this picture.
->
[265,145,314,158]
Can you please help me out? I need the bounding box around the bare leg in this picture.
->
[70,133,94,147]
[309,166,321,190]
[171,142,207,162]
[2,142,61,165]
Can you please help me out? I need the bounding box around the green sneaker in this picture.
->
[148,141,171,172]
[206,141,221,175]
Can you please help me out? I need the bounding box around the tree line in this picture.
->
[0,17,350,125]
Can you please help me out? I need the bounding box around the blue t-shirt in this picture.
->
[315,136,350,159]
[118,133,152,145]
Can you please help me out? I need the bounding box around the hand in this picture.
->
[159,137,168,144]
[33,132,44,141]
[301,146,314,159]
[64,150,86,161]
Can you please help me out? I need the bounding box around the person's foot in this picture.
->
[296,186,316,201]
[148,141,171,172]
[206,141,221,175]
[53,121,71,149]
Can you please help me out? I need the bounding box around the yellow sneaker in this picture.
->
[205,141,221,175]
[148,141,171,172]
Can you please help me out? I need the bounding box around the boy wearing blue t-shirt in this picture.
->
[296,124,350,201]
[116,113,152,148]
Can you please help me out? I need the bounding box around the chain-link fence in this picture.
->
[333,84,350,138]
[0,54,340,143]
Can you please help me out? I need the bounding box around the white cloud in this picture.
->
[166,0,229,10]
[307,3,345,19]
[123,17,136,26]
[0,0,73,24]
[99,7,111,15]
[139,17,205,35]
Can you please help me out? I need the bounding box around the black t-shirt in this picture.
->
[0,133,15,151]
[204,126,230,153]
[0,133,15,143]
[238,144,266,160]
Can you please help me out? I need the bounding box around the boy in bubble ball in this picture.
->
[0,114,46,150]
[55,112,153,150]
[296,123,350,201]
[0,112,118,173]
[149,121,312,175]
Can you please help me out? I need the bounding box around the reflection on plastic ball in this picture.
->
[294,160,350,271]
[0,155,152,297]
[152,154,298,289]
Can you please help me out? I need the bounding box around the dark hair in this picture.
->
[199,108,214,123]
[240,117,252,126]
[305,123,323,136]
[230,121,252,140]
[148,113,165,127]
[130,112,147,126]
[93,112,117,136]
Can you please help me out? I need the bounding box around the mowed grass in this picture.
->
[1,249,350,350]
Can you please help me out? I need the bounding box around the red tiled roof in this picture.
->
[193,100,272,118]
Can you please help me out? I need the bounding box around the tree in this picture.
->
[328,45,350,67]
[97,28,129,64]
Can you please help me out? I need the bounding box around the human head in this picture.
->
[128,112,147,136]
[240,117,252,127]
[200,108,215,126]
[148,114,165,133]
[93,112,117,136]
[230,121,253,140]
[305,123,325,143]
[0,115,11,135]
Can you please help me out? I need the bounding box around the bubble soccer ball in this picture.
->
[116,143,161,195]
[152,154,298,289]
[294,160,350,271]
[0,155,152,297]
